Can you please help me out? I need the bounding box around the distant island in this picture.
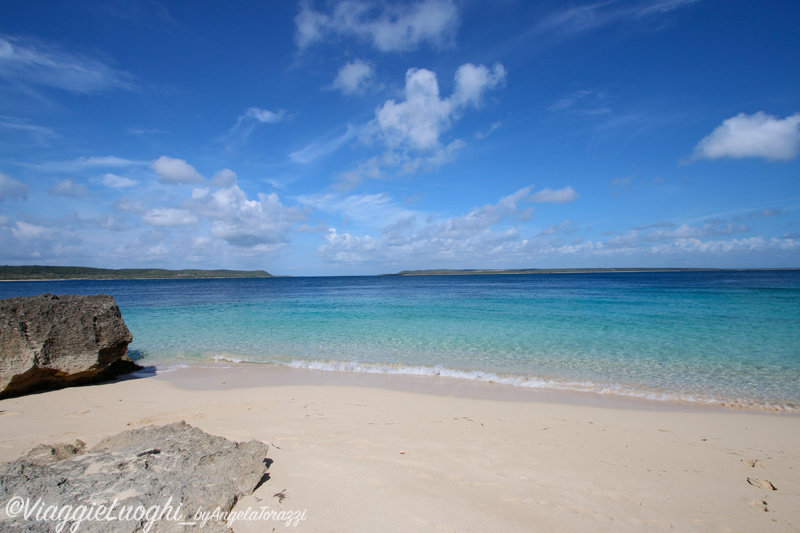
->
[382,267,795,276]
[0,266,273,281]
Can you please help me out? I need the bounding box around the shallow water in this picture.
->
[2,271,798,410]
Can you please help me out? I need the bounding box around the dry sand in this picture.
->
[1,364,798,532]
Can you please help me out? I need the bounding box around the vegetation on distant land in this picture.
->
[0,266,273,280]
[382,267,786,276]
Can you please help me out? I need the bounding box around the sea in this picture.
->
[1,270,798,411]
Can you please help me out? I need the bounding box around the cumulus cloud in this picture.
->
[309,184,800,268]
[0,34,134,94]
[371,63,506,151]
[188,184,306,249]
[331,60,375,95]
[327,63,504,190]
[0,218,84,263]
[49,178,90,198]
[211,168,237,188]
[316,186,574,264]
[0,172,28,201]
[451,63,507,107]
[319,228,380,262]
[151,156,205,184]
[692,112,800,161]
[295,0,459,52]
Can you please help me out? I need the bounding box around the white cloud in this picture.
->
[0,172,28,201]
[187,183,307,249]
[334,151,396,191]
[295,0,459,52]
[229,107,286,141]
[298,191,406,228]
[319,228,380,262]
[241,107,286,124]
[692,112,800,161]
[328,63,505,189]
[211,169,237,188]
[295,2,329,49]
[290,124,357,164]
[530,186,578,203]
[0,218,84,262]
[0,34,134,94]
[537,0,699,36]
[332,141,466,191]
[649,236,800,255]
[331,60,374,95]
[151,156,205,184]
[25,156,146,173]
[49,178,90,198]
[142,208,198,227]
[101,173,138,188]
[549,89,611,116]
[373,68,450,150]
[752,208,782,218]
[0,116,57,143]
[451,63,507,107]
[601,219,751,249]
[316,186,563,264]
[540,220,579,235]
[397,140,465,175]
[372,63,506,151]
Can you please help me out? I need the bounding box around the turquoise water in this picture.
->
[2,271,799,410]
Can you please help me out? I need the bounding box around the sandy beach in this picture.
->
[1,365,798,532]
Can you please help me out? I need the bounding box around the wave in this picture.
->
[278,359,797,413]
[153,353,800,413]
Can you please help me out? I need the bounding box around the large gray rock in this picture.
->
[0,293,139,398]
[0,421,271,532]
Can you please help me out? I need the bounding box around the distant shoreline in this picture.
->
[0,265,273,281]
[2,265,798,281]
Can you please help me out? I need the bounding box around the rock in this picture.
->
[0,421,271,532]
[0,293,140,398]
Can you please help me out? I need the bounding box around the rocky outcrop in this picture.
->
[0,421,271,532]
[0,293,139,398]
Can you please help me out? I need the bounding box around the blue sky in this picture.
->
[1,0,798,275]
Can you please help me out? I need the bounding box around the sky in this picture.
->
[1,0,798,276]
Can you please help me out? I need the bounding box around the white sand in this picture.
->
[1,365,798,532]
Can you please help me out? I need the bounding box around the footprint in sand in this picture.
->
[741,458,764,468]
[747,478,777,491]
[749,499,768,512]
[127,416,157,426]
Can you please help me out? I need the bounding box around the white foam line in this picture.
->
[283,359,799,412]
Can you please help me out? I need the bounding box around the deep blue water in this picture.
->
[2,271,799,410]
